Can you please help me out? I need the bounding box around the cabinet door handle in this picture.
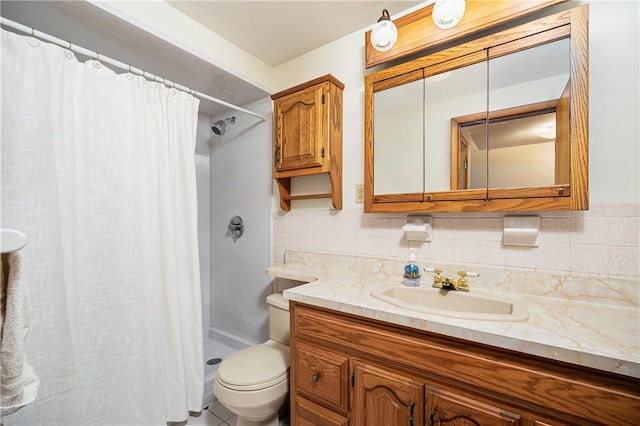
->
[312,372,320,382]
[429,410,435,426]
[275,145,280,163]
[409,402,415,426]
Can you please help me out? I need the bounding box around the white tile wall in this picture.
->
[272,203,640,282]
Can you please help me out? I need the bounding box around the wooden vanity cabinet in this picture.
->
[351,360,523,425]
[289,301,640,426]
[271,74,344,211]
[426,385,523,426]
[351,360,425,425]
[294,341,349,415]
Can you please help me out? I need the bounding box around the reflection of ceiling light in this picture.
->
[539,125,556,139]
[371,9,398,52]
[432,0,466,30]
[425,71,452,83]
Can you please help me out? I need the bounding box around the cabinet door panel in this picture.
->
[427,386,521,426]
[274,83,325,172]
[352,360,424,426]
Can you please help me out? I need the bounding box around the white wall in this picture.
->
[271,1,639,282]
[488,142,556,188]
[588,0,640,203]
[273,0,639,209]
[209,98,273,345]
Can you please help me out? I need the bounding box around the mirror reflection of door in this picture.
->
[555,82,570,184]
[450,38,571,191]
[486,38,571,189]
[454,105,558,189]
[458,136,469,189]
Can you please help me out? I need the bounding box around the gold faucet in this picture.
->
[425,268,478,292]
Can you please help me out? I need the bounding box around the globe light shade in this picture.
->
[432,0,466,30]
[371,9,398,52]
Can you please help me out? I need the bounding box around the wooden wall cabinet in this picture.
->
[365,5,589,213]
[271,75,344,211]
[290,302,640,426]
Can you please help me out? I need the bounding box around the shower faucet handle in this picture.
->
[227,215,244,241]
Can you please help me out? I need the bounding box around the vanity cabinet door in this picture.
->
[351,360,424,426]
[426,386,522,426]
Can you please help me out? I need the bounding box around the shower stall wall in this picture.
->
[210,98,274,348]
[195,99,273,408]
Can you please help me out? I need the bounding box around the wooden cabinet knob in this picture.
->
[312,372,320,382]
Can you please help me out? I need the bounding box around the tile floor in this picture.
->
[187,399,236,426]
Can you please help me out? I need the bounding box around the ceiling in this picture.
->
[166,1,424,67]
[0,1,422,117]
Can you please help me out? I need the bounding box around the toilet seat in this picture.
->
[216,340,290,391]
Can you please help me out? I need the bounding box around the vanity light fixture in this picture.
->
[432,0,466,30]
[370,9,398,52]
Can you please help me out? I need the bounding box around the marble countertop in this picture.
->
[269,251,640,379]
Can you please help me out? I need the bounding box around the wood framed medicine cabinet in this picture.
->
[364,5,588,213]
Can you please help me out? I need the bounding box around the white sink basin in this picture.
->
[370,285,529,321]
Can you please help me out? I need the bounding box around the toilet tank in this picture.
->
[266,293,290,346]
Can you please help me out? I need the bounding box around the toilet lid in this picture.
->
[217,341,290,391]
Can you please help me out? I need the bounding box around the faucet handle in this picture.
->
[454,271,478,292]
[424,267,443,280]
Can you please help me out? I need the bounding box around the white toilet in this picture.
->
[214,293,290,426]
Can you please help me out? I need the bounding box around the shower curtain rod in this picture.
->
[0,17,267,121]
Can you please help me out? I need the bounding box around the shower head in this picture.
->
[211,116,236,136]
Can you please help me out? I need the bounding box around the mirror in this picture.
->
[373,77,424,196]
[455,107,560,190]
[425,57,488,197]
[486,37,570,190]
[365,5,588,212]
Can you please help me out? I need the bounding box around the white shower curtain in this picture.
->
[1,29,204,425]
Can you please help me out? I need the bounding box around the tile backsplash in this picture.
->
[272,202,639,282]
